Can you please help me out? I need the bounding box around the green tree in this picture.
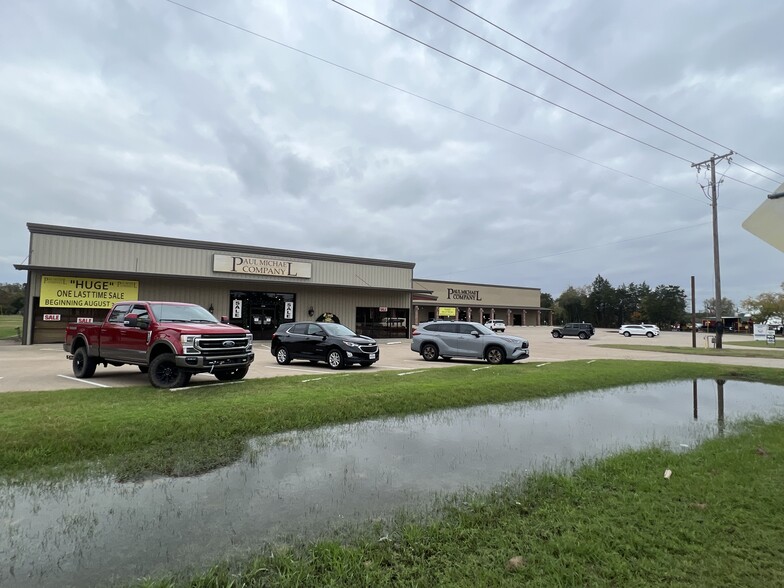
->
[556,286,589,323]
[587,275,617,328]
[540,292,554,308]
[741,284,784,321]
[703,297,737,317]
[0,283,25,314]
[642,285,687,326]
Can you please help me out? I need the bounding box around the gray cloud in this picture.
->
[1,0,783,308]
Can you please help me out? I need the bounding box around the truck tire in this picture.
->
[578,332,588,340]
[149,353,190,389]
[214,366,249,381]
[72,347,97,378]
[552,331,560,338]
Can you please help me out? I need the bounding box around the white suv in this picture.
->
[619,324,658,338]
[484,319,506,332]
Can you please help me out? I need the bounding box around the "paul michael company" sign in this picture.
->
[447,288,482,301]
[213,254,312,278]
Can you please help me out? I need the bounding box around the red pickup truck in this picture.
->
[64,301,254,388]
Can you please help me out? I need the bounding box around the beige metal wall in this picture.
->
[413,279,540,307]
[30,233,413,290]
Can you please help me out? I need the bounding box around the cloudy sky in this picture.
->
[2,0,783,308]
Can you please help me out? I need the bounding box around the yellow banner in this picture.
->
[40,276,139,309]
[438,307,456,317]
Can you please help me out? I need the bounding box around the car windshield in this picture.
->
[321,323,358,337]
[150,303,218,323]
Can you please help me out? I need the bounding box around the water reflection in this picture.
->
[1,379,783,587]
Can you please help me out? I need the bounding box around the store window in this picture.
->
[355,307,409,339]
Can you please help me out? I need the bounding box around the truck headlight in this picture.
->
[180,335,198,353]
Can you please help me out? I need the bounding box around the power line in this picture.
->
[448,0,784,181]
[408,0,721,158]
[158,0,707,205]
[332,0,695,164]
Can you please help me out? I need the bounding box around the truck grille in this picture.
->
[195,334,252,356]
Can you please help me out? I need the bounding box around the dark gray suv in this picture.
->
[551,322,594,339]
[411,321,529,364]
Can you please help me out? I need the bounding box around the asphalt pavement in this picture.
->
[0,327,780,393]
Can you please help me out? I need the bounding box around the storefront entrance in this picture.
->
[229,291,295,340]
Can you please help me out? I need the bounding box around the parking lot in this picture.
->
[0,326,779,393]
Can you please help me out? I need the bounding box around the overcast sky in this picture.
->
[2,0,783,309]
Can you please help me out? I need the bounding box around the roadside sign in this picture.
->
[743,180,784,253]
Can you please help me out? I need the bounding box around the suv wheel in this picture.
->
[327,348,346,369]
[485,346,505,365]
[578,332,588,340]
[421,343,439,361]
[646,331,654,338]
[623,331,631,337]
[275,346,292,365]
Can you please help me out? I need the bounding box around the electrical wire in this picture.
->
[448,0,784,181]
[158,0,707,205]
[332,0,695,164]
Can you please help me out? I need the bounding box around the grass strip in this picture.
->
[0,315,22,339]
[597,344,784,359]
[2,360,783,481]
[139,418,784,587]
[730,340,784,349]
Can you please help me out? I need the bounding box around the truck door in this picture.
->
[100,304,132,361]
[120,303,151,364]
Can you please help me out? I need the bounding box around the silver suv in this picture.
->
[411,321,529,365]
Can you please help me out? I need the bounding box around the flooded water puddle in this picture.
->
[2,379,784,587]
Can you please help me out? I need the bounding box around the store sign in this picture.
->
[76,317,94,324]
[43,314,61,321]
[379,306,388,312]
[447,288,482,301]
[213,254,312,278]
[40,276,139,309]
[284,301,294,320]
[438,307,456,317]
[232,299,243,319]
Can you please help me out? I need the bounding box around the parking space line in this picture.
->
[266,365,328,373]
[397,371,425,376]
[586,360,596,364]
[471,366,491,371]
[57,375,112,388]
[171,382,236,391]
[536,363,550,368]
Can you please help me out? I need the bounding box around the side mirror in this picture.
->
[124,314,150,329]
[220,316,229,324]
[471,330,481,337]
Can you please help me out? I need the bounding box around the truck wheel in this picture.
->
[327,348,346,370]
[578,332,588,340]
[149,353,189,389]
[485,346,505,365]
[72,347,97,378]
[275,346,292,365]
[214,366,250,381]
[551,332,560,338]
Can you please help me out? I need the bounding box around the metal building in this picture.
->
[412,279,551,326]
[14,224,418,344]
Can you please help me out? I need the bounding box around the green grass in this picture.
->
[730,339,784,349]
[139,418,784,587]
[2,360,784,481]
[597,343,784,359]
[0,314,22,339]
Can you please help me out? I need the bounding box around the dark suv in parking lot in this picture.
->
[551,322,594,339]
[411,321,529,364]
[270,322,379,369]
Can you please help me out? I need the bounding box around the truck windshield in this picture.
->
[149,303,218,323]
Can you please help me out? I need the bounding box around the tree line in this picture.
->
[543,277,784,329]
[0,283,25,314]
[543,275,688,328]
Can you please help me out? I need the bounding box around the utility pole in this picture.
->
[692,152,733,349]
